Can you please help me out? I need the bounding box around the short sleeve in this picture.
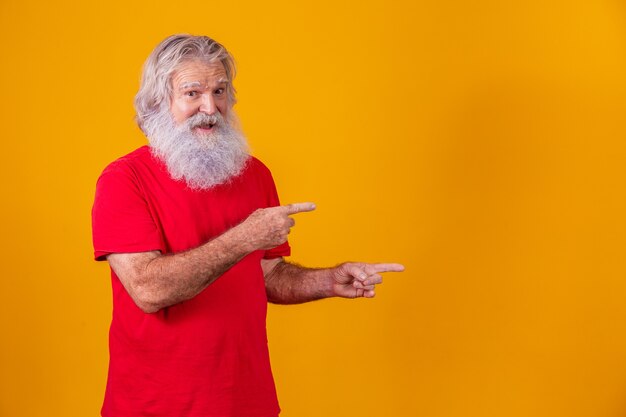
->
[258,161,291,259]
[92,162,164,261]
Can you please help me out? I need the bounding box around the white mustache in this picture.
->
[184,112,223,130]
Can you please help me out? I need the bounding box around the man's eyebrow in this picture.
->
[179,81,202,90]
[178,80,229,90]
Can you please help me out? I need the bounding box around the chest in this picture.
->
[139,165,269,253]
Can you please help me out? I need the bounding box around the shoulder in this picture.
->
[96,146,165,186]
[95,146,160,198]
[227,156,280,198]
[236,156,280,190]
[244,156,273,177]
[99,146,153,178]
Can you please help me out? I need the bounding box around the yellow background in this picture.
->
[1,0,626,416]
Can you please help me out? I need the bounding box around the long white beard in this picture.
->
[144,109,250,190]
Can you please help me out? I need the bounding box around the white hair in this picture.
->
[144,107,250,190]
[134,34,237,133]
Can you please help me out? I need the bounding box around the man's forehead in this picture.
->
[171,60,228,87]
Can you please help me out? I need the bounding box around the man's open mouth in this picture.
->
[196,123,216,130]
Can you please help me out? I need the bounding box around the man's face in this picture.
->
[169,60,230,133]
[146,58,248,190]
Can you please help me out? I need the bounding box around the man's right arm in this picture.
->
[107,203,316,313]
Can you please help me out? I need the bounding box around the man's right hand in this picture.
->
[238,202,316,251]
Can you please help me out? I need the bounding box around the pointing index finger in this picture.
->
[368,263,406,274]
[283,202,316,215]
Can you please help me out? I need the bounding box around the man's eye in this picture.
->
[214,88,225,95]
[185,91,198,97]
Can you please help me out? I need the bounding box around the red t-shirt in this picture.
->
[92,146,289,417]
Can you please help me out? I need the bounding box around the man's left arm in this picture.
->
[262,258,405,304]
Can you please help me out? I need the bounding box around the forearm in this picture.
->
[109,201,317,312]
[111,222,254,313]
[264,260,404,303]
[264,261,335,304]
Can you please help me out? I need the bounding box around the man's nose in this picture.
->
[199,93,217,115]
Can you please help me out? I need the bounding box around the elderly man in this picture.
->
[92,34,404,417]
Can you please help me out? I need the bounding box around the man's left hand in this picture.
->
[332,262,405,298]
